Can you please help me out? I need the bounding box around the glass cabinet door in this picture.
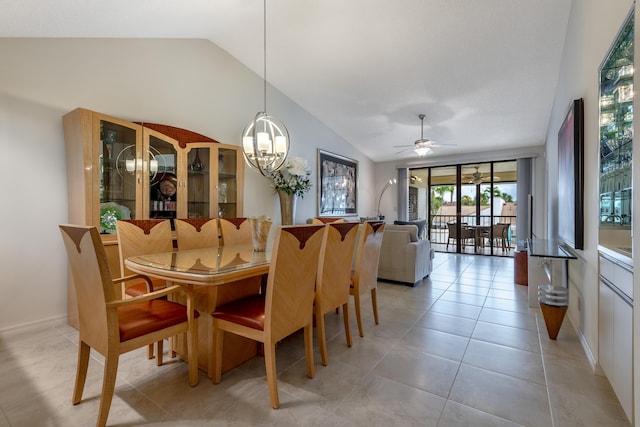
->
[98,119,139,234]
[218,147,239,218]
[145,131,180,221]
[186,145,212,218]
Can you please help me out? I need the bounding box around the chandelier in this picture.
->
[241,0,289,176]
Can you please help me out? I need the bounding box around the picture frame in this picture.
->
[557,98,584,250]
[317,149,358,217]
[408,187,418,220]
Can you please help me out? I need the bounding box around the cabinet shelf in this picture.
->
[219,172,237,179]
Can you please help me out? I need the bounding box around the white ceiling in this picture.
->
[1,0,572,163]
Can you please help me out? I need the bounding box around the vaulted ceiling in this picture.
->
[1,0,572,162]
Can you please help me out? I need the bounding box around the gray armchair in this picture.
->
[377,224,432,286]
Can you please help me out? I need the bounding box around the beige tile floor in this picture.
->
[0,253,631,426]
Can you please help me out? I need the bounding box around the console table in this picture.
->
[527,238,577,339]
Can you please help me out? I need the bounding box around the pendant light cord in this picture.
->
[263,0,267,114]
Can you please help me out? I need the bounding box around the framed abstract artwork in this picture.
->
[557,98,584,250]
[317,150,358,217]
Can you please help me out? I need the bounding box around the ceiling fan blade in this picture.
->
[393,144,414,148]
[428,142,457,147]
[414,139,457,148]
[394,147,413,154]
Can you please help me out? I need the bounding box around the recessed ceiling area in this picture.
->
[0,0,572,162]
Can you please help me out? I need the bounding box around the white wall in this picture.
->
[372,162,402,221]
[544,0,633,368]
[0,38,374,330]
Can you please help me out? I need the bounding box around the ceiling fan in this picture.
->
[394,114,456,156]
[469,167,484,185]
[463,166,501,185]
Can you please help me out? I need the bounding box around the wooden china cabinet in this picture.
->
[63,107,244,327]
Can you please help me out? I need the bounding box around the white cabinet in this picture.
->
[598,253,633,423]
[599,281,615,378]
[613,295,633,421]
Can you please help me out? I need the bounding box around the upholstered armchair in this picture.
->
[377,224,432,286]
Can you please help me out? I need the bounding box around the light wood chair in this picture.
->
[311,217,345,224]
[210,224,326,409]
[350,221,385,337]
[59,225,198,427]
[315,222,359,366]
[218,217,252,246]
[116,219,173,296]
[175,217,219,251]
[116,219,174,363]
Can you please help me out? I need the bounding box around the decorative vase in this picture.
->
[218,154,224,173]
[249,215,272,252]
[190,148,203,171]
[278,190,296,225]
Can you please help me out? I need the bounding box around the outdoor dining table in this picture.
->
[125,244,271,376]
[463,224,490,252]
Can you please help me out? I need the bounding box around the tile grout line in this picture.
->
[536,308,557,427]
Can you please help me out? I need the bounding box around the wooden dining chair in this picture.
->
[175,217,219,251]
[116,219,174,296]
[350,221,385,338]
[218,217,252,246]
[59,225,198,427]
[311,217,345,224]
[116,219,174,363]
[315,221,359,366]
[209,224,326,409]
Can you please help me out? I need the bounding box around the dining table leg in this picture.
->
[172,276,263,375]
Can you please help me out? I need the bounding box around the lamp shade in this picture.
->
[414,145,431,156]
[242,111,290,176]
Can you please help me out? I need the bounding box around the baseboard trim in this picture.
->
[0,313,67,334]
[567,315,599,374]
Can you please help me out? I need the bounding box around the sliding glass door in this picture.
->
[412,160,517,256]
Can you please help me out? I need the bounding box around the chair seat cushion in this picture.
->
[124,278,167,297]
[118,300,199,342]
[212,294,266,331]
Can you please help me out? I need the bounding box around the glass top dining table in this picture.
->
[125,244,271,286]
